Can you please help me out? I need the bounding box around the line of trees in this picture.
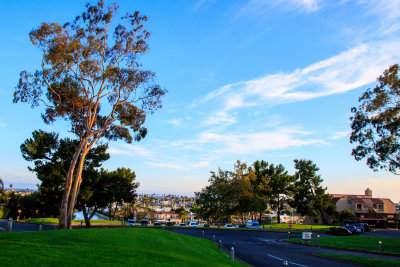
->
[196,159,335,224]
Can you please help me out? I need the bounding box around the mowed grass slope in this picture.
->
[289,236,400,255]
[0,228,244,267]
[316,253,400,267]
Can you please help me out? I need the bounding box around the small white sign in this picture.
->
[302,232,312,241]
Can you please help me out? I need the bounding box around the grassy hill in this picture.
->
[0,228,244,266]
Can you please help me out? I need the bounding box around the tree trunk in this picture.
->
[277,199,281,224]
[82,205,91,228]
[59,140,86,229]
[67,144,89,229]
[318,208,329,225]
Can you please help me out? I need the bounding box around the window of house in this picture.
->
[347,199,352,204]
[379,204,384,210]
[373,204,378,209]
[356,204,362,210]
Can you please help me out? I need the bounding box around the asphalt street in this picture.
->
[0,219,56,232]
[167,228,400,267]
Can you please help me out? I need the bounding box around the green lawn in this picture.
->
[0,228,244,266]
[316,253,400,267]
[288,236,400,255]
[262,223,334,232]
[25,218,122,225]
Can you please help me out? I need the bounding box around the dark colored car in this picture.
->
[166,222,175,227]
[203,224,210,228]
[140,220,149,226]
[328,227,352,236]
[236,224,246,229]
[153,222,162,226]
[361,223,371,232]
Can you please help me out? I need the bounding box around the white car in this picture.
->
[224,224,234,229]
[189,222,199,227]
[127,219,136,226]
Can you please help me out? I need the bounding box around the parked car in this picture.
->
[361,223,371,232]
[153,222,162,226]
[178,223,186,227]
[328,227,352,236]
[236,224,246,229]
[166,222,175,227]
[224,224,235,229]
[140,220,149,226]
[127,219,136,226]
[203,224,210,228]
[189,222,199,227]
[344,224,361,234]
[248,222,261,229]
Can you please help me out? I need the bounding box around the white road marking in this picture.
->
[267,253,309,267]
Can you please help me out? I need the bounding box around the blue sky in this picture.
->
[1,0,400,202]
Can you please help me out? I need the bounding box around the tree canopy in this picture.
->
[14,1,166,228]
[350,64,400,174]
[196,159,333,224]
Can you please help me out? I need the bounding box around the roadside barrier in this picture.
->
[229,247,234,261]
[7,217,13,232]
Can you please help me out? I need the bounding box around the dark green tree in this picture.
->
[98,168,139,220]
[292,159,334,225]
[21,130,110,222]
[250,160,271,223]
[268,164,294,223]
[195,169,232,224]
[350,64,400,175]
[14,1,166,229]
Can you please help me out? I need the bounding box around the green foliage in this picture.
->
[196,168,232,223]
[339,209,355,223]
[21,130,110,218]
[350,64,400,174]
[0,228,244,266]
[292,159,334,224]
[0,206,10,219]
[98,167,140,220]
[197,159,333,224]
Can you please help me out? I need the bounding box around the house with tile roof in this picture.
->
[330,188,397,227]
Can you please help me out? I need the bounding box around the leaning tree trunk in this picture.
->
[59,141,86,229]
[67,144,89,229]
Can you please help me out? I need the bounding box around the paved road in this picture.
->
[167,228,400,267]
[0,219,56,232]
[362,229,400,238]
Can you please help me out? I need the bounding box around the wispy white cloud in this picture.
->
[146,161,210,170]
[239,0,323,17]
[168,119,182,125]
[146,162,185,170]
[198,127,325,154]
[109,144,153,158]
[200,40,400,126]
[192,161,210,168]
[330,130,349,140]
